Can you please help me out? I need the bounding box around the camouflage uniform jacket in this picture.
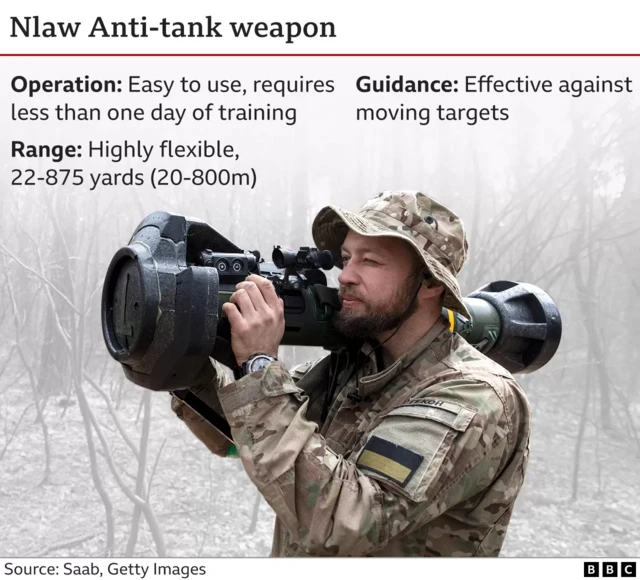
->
[172,316,531,557]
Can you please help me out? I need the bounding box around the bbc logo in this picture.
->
[584,562,636,577]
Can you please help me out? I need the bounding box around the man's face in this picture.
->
[334,230,424,340]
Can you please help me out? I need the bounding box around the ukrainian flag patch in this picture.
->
[357,435,423,487]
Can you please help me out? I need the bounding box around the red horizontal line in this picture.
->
[1,53,640,57]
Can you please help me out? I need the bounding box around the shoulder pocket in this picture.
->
[356,401,476,501]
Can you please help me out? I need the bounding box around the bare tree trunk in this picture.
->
[571,379,591,501]
[3,264,52,485]
[125,390,153,556]
[74,383,116,556]
[569,116,611,428]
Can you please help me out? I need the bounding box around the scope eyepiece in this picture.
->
[310,248,334,270]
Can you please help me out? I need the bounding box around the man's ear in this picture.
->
[420,281,445,299]
[419,272,445,297]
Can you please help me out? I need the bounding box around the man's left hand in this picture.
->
[221,274,285,365]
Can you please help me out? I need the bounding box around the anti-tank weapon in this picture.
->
[101,212,562,436]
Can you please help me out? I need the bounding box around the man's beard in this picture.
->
[334,275,421,340]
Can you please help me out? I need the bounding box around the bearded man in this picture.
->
[170,190,531,557]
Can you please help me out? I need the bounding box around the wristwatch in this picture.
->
[233,353,277,380]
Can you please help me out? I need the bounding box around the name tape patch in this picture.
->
[357,435,423,487]
[415,398,462,414]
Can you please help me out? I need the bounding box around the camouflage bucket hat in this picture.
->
[312,190,471,320]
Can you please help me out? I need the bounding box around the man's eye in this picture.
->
[363,258,380,265]
[341,256,350,263]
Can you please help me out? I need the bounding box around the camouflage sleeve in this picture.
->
[170,359,235,457]
[217,362,518,556]
[172,356,327,458]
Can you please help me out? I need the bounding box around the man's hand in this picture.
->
[221,274,285,365]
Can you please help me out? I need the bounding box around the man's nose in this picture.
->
[338,261,360,286]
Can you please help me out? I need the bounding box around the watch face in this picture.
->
[248,356,273,373]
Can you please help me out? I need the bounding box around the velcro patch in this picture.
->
[357,435,423,487]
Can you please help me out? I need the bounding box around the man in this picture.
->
[171,190,531,557]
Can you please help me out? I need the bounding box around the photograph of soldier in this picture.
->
[171,191,530,557]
